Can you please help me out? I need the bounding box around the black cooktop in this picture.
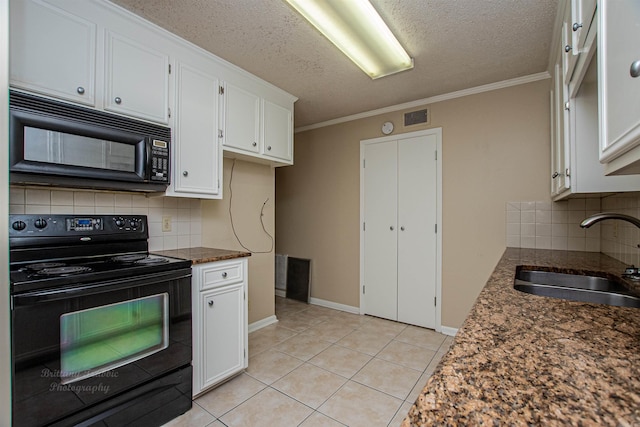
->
[10,253,192,294]
[9,214,192,294]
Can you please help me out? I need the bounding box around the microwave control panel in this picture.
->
[150,139,169,182]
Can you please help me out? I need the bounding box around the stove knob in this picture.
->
[34,218,48,229]
[129,220,139,229]
[115,217,125,227]
[12,220,26,231]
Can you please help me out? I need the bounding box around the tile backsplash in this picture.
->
[601,193,640,266]
[507,193,640,266]
[10,186,202,252]
[506,199,601,252]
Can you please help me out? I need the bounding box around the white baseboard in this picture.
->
[273,291,456,336]
[440,326,458,337]
[309,297,360,314]
[275,289,286,298]
[248,315,278,333]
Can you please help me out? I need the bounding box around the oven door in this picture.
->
[11,269,192,427]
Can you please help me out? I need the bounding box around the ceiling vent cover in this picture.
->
[404,109,429,126]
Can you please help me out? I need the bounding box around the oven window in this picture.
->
[24,126,136,172]
[59,293,169,384]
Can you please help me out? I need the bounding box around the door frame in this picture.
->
[359,128,443,332]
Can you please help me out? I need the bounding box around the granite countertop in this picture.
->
[403,248,640,426]
[152,247,251,265]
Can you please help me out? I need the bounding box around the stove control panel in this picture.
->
[9,214,148,239]
[114,217,141,230]
[67,217,103,231]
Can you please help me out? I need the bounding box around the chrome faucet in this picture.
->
[580,212,640,229]
[580,212,640,279]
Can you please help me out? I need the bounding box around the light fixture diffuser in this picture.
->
[285,0,414,79]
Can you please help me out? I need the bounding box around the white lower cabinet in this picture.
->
[192,258,248,396]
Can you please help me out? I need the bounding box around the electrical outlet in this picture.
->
[162,216,172,232]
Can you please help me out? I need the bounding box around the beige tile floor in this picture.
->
[164,296,452,427]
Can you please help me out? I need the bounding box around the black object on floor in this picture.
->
[286,257,311,303]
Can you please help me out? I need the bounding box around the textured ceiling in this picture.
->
[110,0,558,128]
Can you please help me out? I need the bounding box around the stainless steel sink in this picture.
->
[514,268,640,308]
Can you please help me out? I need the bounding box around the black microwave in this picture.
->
[9,90,171,192]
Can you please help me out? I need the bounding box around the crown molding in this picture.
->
[295,71,551,133]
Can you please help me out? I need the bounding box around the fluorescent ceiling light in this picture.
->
[285,0,414,79]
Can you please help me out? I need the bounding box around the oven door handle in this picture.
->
[12,269,192,306]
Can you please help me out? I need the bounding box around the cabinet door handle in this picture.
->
[564,44,572,53]
[390,226,394,231]
[400,226,405,231]
[183,171,188,177]
[77,86,85,95]
[208,300,214,307]
[631,60,640,78]
[267,145,272,151]
[552,171,559,179]
[572,22,582,32]
[222,272,228,278]
[252,142,257,147]
[114,97,122,104]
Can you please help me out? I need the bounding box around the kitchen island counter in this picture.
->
[404,248,640,426]
[152,246,251,265]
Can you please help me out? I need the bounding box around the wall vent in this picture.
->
[404,108,429,126]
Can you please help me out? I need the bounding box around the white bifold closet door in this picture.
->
[363,133,437,329]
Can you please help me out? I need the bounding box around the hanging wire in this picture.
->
[228,159,274,253]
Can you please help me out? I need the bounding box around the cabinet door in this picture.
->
[172,62,221,198]
[104,31,170,123]
[599,0,640,163]
[10,0,96,105]
[263,100,293,162]
[552,60,571,195]
[362,141,398,321]
[200,284,245,390]
[397,135,437,329]
[223,83,260,154]
[562,20,578,84]
[571,0,596,52]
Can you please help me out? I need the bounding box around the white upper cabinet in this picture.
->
[550,0,640,200]
[10,0,296,198]
[571,0,596,53]
[104,31,170,124]
[222,82,295,166]
[10,0,170,124]
[263,100,293,162]
[10,0,96,106]
[167,61,222,199]
[223,82,261,154]
[551,59,571,197]
[598,0,640,174]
